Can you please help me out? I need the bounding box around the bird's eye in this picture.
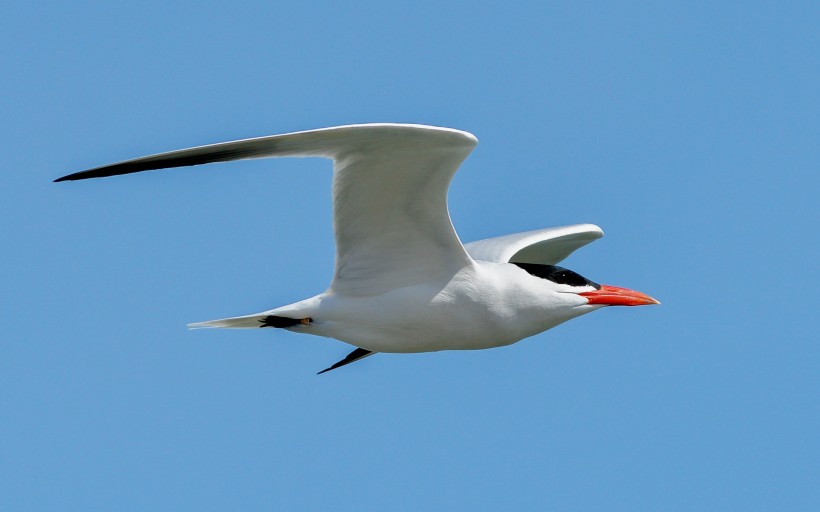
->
[513,263,600,289]
[553,269,582,285]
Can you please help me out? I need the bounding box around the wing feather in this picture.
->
[464,224,604,265]
[55,124,479,296]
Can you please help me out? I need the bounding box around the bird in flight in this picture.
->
[56,124,659,374]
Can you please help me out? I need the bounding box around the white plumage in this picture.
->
[56,124,658,372]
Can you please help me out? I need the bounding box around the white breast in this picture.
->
[301,262,591,353]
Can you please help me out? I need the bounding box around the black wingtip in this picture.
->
[54,170,98,182]
[317,348,375,375]
[53,166,136,182]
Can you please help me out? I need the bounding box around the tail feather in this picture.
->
[188,313,269,329]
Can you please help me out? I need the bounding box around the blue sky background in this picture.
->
[2,1,818,510]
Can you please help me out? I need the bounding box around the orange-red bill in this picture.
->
[579,285,660,306]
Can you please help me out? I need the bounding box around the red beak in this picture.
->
[579,285,660,306]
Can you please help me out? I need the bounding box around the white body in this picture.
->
[259,261,597,353]
[60,124,615,356]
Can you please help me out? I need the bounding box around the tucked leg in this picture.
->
[259,315,311,328]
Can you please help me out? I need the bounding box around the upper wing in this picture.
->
[56,123,478,296]
[464,224,604,265]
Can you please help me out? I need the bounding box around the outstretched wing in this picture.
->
[56,123,478,296]
[464,224,604,265]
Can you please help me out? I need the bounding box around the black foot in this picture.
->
[317,348,375,375]
[259,315,311,328]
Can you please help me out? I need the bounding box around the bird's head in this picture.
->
[513,262,660,309]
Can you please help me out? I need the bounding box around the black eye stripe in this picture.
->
[512,263,601,289]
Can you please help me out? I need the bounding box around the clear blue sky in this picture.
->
[2,1,818,510]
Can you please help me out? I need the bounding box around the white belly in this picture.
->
[295,263,588,353]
